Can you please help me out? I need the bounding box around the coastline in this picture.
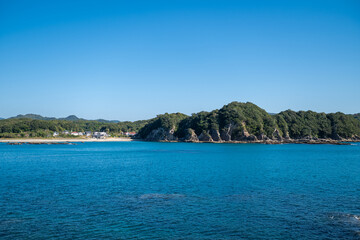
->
[0,137,135,143]
[1,138,359,145]
[145,138,360,145]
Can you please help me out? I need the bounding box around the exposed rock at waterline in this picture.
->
[198,132,213,142]
[220,123,236,141]
[210,129,222,141]
[145,128,177,141]
[272,128,282,141]
[184,128,199,142]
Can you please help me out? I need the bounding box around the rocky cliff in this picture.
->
[137,102,360,144]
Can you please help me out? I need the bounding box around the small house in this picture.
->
[93,132,108,139]
[125,132,136,136]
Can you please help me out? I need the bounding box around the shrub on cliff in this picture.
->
[276,110,332,139]
[137,113,188,139]
[327,112,360,138]
[218,102,277,137]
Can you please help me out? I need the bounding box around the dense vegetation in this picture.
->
[172,102,277,139]
[0,118,148,138]
[9,114,120,123]
[354,113,360,121]
[1,103,360,140]
[138,102,360,141]
[137,113,188,139]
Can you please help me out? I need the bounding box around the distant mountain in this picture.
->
[10,114,57,121]
[7,114,118,122]
[95,119,120,123]
[59,115,82,121]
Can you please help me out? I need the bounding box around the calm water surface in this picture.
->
[0,142,359,239]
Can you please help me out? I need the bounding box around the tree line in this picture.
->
[138,102,360,140]
[0,118,148,138]
[1,102,359,140]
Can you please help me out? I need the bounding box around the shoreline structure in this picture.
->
[0,137,359,145]
[0,137,135,143]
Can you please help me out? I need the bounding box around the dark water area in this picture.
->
[0,142,359,239]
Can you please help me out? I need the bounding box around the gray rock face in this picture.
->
[272,128,282,141]
[284,131,290,140]
[246,135,258,141]
[220,130,231,141]
[352,135,360,140]
[332,133,342,140]
[302,136,313,140]
[184,128,199,142]
[220,122,259,142]
[232,122,257,141]
[241,122,250,138]
[198,132,213,142]
[220,123,236,141]
[209,129,222,141]
[258,133,269,141]
[145,128,177,141]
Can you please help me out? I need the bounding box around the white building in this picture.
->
[125,132,136,136]
[93,132,108,139]
[53,132,59,137]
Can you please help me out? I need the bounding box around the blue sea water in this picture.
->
[0,142,359,239]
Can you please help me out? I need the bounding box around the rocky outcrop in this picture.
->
[220,123,236,141]
[184,128,199,142]
[241,122,250,138]
[332,133,342,140]
[245,135,258,141]
[209,129,222,141]
[145,128,177,141]
[198,132,213,142]
[234,122,257,141]
[257,133,269,141]
[219,122,260,142]
[137,101,360,144]
[283,131,290,140]
[272,128,282,141]
[220,130,231,141]
[352,135,360,140]
[143,126,357,145]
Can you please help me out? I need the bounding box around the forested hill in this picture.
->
[0,118,149,138]
[8,114,120,123]
[1,102,359,141]
[138,102,360,142]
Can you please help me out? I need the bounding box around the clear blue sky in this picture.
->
[0,0,359,121]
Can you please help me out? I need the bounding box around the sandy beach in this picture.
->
[0,137,135,143]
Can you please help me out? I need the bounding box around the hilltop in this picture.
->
[138,102,360,144]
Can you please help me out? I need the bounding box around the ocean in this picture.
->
[0,142,359,239]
